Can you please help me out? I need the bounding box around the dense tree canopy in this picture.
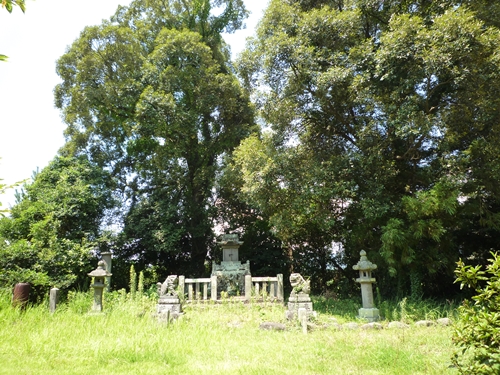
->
[0,156,114,296]
[3,0,499,299]
[234,0,500,296]
[54,0,256,278]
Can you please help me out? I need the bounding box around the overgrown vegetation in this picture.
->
[0,289,457,374]
[0,156,114,298]
[452,252,500,374]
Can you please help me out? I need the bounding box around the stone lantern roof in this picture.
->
[217,233,243,246]
[353,250,377,272]
[88,260,112,277]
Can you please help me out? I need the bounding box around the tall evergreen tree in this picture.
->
[55,0,256,277]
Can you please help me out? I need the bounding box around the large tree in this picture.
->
[55,0,256,277]
[235,0,500,297]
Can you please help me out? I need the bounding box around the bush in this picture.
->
[452,252,500,374]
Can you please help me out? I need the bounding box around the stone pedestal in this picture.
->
[156,275,182,320]
[157,296,182,317]
[213,234,249,297]
[358,307,380,322]
[286,292,314,320]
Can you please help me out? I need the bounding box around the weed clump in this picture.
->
[452,252,500,374]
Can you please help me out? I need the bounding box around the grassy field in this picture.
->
[0,291,458,375]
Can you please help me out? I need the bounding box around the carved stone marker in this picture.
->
[286,273,315,320]
[353,250,379,322]
[157,275,182,319]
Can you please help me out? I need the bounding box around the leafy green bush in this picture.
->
[452,252,500,374]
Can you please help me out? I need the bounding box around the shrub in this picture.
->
[452,252,500,374]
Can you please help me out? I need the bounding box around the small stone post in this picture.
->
[178,275,185,297]
[88,260,111,313]
[298,308,308,334]
[353,250,379,322]
[277,274,284,302]
[245,274,252,301]
[49,287,60,313]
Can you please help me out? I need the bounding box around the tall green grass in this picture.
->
[0,289,457,374]
[313,295,458,322]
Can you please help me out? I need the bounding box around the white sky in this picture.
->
[0,0,268,208]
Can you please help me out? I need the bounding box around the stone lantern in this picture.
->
[88,260,112,312]
[353,250,379,322]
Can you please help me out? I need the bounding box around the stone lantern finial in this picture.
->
[353,250,379,322]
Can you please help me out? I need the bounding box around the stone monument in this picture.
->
[88,260,111,313]
[211,234,250,297]
[157,275,182,319]
[353,250,379,322]
[286,273,315,320]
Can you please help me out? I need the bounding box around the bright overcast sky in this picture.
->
[0,0,268,208]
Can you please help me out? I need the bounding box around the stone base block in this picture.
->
[358,308,380,322]
[286,297,315,320]
[157,297,182,315]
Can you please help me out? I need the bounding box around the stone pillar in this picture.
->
[91,278,105,312]
[298,308,308,334]
[245,274,252,301]
[210,275,217,301]
[178,275,185,298]
[101,252,112,292]
[277,274,284,302]
[353,250,379,322]
[49,287,60,313]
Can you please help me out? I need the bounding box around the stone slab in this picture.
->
[358,307,379,322]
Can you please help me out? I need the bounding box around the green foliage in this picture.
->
[0,156,115,296]
[235,0,500,299]
[1,0,25,13]
[452,253,500,374]
[0,290,457,374]
[55,0,256,278]
[1,0,26,61]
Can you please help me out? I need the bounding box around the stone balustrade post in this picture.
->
[245,274,252,301]
[277,274,284,302]
[210,275,217,301]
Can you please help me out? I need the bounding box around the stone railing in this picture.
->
[245,275,284,302]
[179,276,217,301]
[178,274,284,303]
